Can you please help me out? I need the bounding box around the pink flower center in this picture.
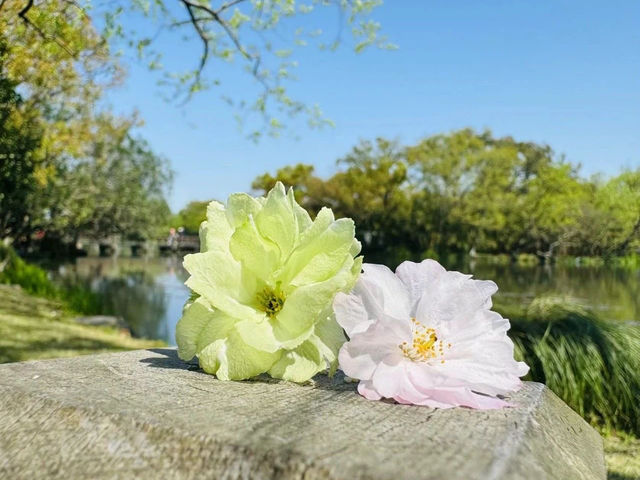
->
[399,318,451,364]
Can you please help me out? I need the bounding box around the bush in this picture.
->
[0,244,101,315]
[0,244,57,297]
[505,296,640,435]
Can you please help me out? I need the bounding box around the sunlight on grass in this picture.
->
[0,284,164,364]
[603,432,640,480]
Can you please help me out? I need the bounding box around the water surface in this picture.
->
[48,257,640,344]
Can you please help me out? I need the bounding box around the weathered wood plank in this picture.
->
[0,348,605,479]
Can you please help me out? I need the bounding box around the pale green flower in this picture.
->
[176,182,362,382]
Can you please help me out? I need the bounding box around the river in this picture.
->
[47,256,640,344]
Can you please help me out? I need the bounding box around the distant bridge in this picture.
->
[76,235,200,257]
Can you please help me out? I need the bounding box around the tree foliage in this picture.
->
[170,200,212,234]
[253,129,640,263]
[0,58,43,241]
[45,117,173,241]
[2,0,390,138]
[0,3,172,247]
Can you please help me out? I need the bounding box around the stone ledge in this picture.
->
[0,348,605,479]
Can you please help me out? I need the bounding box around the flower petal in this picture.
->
[254,182,297,259]
[310,311,347,374]
[333,292,373,337]
[225,192,263,228]
[370,356,408,398]
[337,308,409,383]
[175,296,236,361]
[357,263,411,319]
[280,211,359,287]
[199,328,281,381]
[415,271,498,329]
[233,316,281,353]
[273,256,356,348]
[200,201,234,254]
[286,186,312,235]
[268,339,324,382]
[395,259,447,311]
[183,250,263,322]
[357,380,382,400]
[229,216,281,281]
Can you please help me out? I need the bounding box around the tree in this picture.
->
[572,170,640,256]
[0,3,173,248]
[171,200,212,234]
[2,0,389,138]
[0,48,43,244]
[253,129,623,264]
[44,117,173,242]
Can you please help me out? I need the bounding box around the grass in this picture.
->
[501,295,640,436]
[603,432,640,480]
[0,284,164,364]
[0,244,103,315]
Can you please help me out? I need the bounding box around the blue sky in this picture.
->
[105,1,640,211]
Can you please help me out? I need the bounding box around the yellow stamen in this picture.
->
[399,318,450,364]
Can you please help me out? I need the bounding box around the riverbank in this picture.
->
[0,284,164,364]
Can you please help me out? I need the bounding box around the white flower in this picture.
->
[334,260,529,408]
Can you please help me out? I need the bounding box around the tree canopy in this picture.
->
[0,3,172,248]
[253,129,640,263]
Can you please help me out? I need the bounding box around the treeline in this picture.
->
[0,6,172,255]
[251,130,640,263]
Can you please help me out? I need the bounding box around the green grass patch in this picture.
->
[0,284,164,364]
[603,431,640,480]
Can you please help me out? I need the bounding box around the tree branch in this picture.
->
[182,1,209,81]
[18,0,78,58]
[178,0,267,93]
[216,0,247,15]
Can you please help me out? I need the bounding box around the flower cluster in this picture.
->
[176,184,528,409]
[176,182,362,382]
[334,261,529,408]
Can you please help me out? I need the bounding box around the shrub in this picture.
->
[505,296,640,435]
[0,245,101,315]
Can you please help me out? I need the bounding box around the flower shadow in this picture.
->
[139,348,358,393]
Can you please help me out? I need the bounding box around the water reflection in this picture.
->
[48,257,639,345]
[460,263,640,323]
[52,257,190,344]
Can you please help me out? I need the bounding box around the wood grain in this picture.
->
[0,348,605,479]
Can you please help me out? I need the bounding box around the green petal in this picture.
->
[310,311,347,375]
[268,339,324,382]
[194,309,237,354]
[176,298,238,361]
[229,216,280,281]
[200,201,233,253]
[226,193,263,228]
[198,328,281,380]
[255,182,297,259]
[347,255,364,291]
[287,187,312,235]
[234,317,282,353]
[279,212,358,287]
[183,251,263,322]
[198,221,209,253]
[349,237,362,258]
[175,297,214,361]
[272,256,356,349]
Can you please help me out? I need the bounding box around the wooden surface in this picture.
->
[0,348,605,479]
